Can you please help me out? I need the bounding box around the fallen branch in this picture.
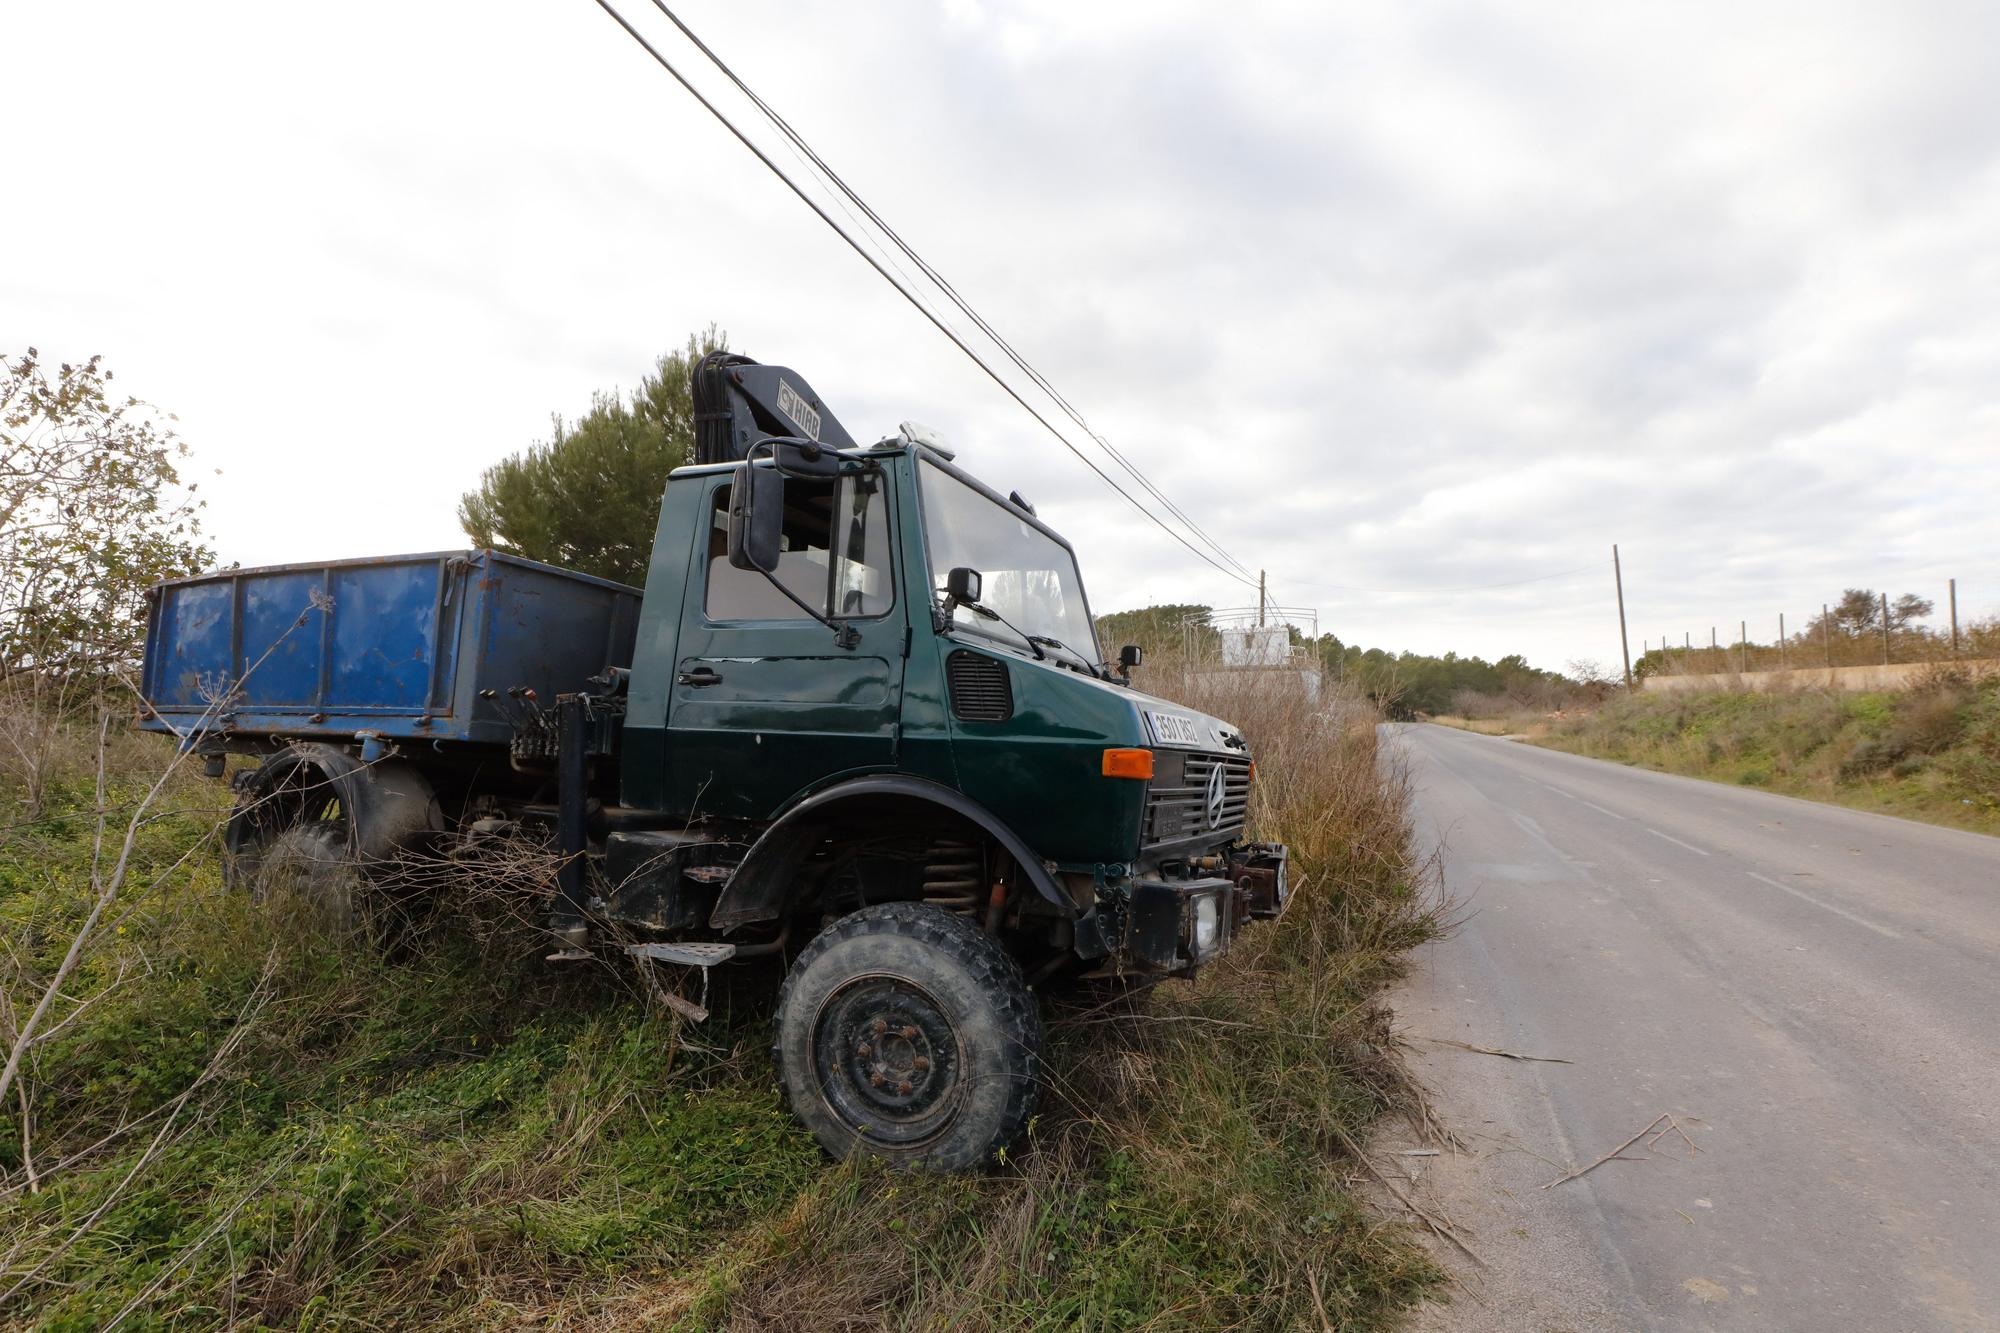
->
[1425,1037,1572,1064]
[1335,1128,1486,1268]
[1542,1113,1673,1190]
[1645,1113,1702,1156]
[0,947,279,1303]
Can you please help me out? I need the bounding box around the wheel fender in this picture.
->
[227,742,442,866]
[711,775,1068,931]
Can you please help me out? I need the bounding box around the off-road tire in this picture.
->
[774,902,1044,1171]
[253,822,365,931]
[225,745,439,938]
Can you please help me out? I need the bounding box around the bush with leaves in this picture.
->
[1,349,214,681]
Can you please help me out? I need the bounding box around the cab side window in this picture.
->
[704,473,894,621]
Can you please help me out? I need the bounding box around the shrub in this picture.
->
[1887,687,1970,756]
[1535,679,2000,832]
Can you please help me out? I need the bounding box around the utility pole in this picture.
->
[1684,631,1691,676]
[1823,603,1832,668]
[1950,578,1960,656]
[1881,592,1891,665]
[1257,570,1266,628]
[1711,625,1718,673]
[1613,545,1632,687]
[1779,612,1787,670]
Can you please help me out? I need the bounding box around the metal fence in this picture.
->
[1640,583,1997,677]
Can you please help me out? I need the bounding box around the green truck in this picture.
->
[140,353,1288,1169]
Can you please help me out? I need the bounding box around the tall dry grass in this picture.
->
[1534,665,2000,831]
[683,657,1446,1331]
[0,656,1444,1329]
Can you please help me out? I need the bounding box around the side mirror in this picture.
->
[772,437,841,479]
[727,463,784,573]
[1119,644,1143,671]
[945,566,982,608]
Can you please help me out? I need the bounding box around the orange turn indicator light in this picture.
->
[1101,748,1155,780]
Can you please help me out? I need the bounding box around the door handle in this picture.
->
[677,666,723,687]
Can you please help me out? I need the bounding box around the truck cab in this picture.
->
[139,353,1287,1170]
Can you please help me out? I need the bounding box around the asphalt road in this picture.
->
[1381,723,2000,1332]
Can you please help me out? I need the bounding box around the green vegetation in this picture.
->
[1324,644,1574,719]
[1098,604,1575,718]
[0,673,1441,1328]
[1530,668,2000,833]
[2,349,214,681]
[3,349,215,822]
[6,347,1445,1327]
[458,327,729,586]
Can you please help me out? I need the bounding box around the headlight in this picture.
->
[1192,893,1222,958]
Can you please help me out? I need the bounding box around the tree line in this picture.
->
[1095,604,1575,718]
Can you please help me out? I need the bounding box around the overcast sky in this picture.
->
[5,0,1996,671]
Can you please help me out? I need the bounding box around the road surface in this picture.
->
[1380,723,2000,1332]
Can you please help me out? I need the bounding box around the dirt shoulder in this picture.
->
[1364,953,1632,1333]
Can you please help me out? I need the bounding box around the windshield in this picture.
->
[918,459,1101,664]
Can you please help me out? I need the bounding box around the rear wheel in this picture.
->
[225,744,439,933]
[774,902,1043,1171]
[252,820,365,929]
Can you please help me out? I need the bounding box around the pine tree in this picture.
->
[458,327,726,585]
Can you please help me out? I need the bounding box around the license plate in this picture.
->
[1147,710,1205,747]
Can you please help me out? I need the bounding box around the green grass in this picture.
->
[1532,669,2000,835]
[0,707,1441,1330]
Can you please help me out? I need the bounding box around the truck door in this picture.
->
[663,469,904,820]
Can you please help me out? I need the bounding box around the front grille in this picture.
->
[1143,750,1251,847]
[946,650,1013,722]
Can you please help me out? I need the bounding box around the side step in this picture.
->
[625,941,737,1023]
[625,941,738,967]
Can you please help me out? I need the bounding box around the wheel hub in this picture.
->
[855,1015,939,1103]
[813,975,963,1147]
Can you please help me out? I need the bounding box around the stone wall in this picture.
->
[1640,659,1998,694]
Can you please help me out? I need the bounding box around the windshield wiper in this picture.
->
[1029,635,1108,679]
[962,602,1046,660]
[937,589,1102,674]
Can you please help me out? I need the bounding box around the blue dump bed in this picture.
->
[140,550,641,745]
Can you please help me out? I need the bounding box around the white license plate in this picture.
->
[1147,711,1205,747]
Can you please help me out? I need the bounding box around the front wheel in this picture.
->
[773,902,1044,1171]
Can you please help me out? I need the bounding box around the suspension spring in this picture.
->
[921,839,983,912]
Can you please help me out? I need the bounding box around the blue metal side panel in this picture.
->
[151,580,233,706]
[237,571,323,706]
[139,550,641,748]
[460,556,641,731]
[327,562,439,710]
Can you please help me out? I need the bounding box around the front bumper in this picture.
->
[1227,842,1290,922]
[1091,842,1291,974]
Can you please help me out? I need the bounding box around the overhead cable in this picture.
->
[641,0,1258,585]
[585,0,1261,588]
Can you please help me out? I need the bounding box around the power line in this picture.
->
[585,0,1261,588]
[641,0,1258,585]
